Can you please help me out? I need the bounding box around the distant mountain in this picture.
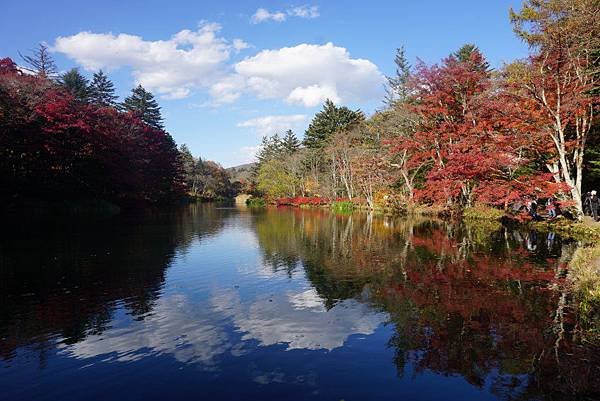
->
[227,162,256,182]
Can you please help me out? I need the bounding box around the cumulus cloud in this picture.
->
[54,24,384,107]
[251,5,319,23]
[231,43,384,107]
[54,23,242,100]
[237,114,308,137]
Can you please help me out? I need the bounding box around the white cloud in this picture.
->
[53,24,384,108]
[237,114,308,137]
[233,42,384,107]
[251,5,319,24]
[288,5,320,18]
[54,23,239,100]
[209,74,246,105]
[233,38,251,52]
[251,8,287,23]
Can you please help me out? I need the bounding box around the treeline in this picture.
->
[179,144,239,200]
[253,0,599,216]
[0,45,235,209]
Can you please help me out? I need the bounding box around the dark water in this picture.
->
[1,204,598,401]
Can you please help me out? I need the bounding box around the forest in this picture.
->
[0,0,598,218]
[250,0,599,218]
[0,47,236,211]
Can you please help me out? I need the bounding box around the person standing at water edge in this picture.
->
[590,191,599,221]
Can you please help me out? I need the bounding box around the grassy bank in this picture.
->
[533,217,600,242]
[568,244,600,344]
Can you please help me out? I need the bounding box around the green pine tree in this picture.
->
[121,84,164,129]
[60,68,90,102]
[89,70,118,107]
[303,99,365,148]
[385,46,411,105]
[282,129,301,154]
[452,44,490,72]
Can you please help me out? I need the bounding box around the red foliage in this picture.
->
[0,57,19,75]
[276,196,331,206]
[0,58,183,207]
[390,49,566,207]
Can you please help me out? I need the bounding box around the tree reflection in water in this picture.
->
[252,207,599,400]
[0,205,598,400]
[0,204,227,363]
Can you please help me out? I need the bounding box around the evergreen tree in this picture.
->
[452,44,491,72]
[121,85,164,129]
[256,134,283,164]
[384,46,411,105]
[179,144,201,195]
[19,43,58,78]
[59,68,90,102]
[89,70,118,107]
[282,129,301,154]
[303,99,365,148]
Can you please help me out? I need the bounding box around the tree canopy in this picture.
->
[89,70,118,107]
[59,68,90,102]
[303,100,365,148]
[121,84,164,129]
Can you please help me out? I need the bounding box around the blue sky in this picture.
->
[1,0,528,167]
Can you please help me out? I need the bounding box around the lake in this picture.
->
[1,204,598,400]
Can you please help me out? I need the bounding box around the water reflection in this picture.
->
[251,208,599,399]
[0,204,226,362]
[0,204,598,401]
[214,288,386,351]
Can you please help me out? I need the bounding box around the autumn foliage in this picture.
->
[387,50,567,207]
[0,58,183,208]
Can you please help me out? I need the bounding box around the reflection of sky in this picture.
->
[58,293,232,366]
[215,288,387,351]
[58,222,387,365]
[59,288,386,364]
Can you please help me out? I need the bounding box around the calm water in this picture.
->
[1,204,598,401]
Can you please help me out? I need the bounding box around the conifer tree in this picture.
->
[59,68,90,102]
[453,44,491,72]
[303,99,364,148]
[384,46,411,105]
[89,70,118,107]
[19,43,58,78]
[282,129,301,154]
[121,84,164,129]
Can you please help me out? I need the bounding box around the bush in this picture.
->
[246,197,266,208]
[331,201,354,213]
[463,205,505,221]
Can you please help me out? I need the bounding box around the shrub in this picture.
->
[463,205,505,221]
[331,201,354,213]
[246,197,266,208]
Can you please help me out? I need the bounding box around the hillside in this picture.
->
[226,163,256,183]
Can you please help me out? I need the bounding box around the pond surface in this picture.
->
[1,204,598,401]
